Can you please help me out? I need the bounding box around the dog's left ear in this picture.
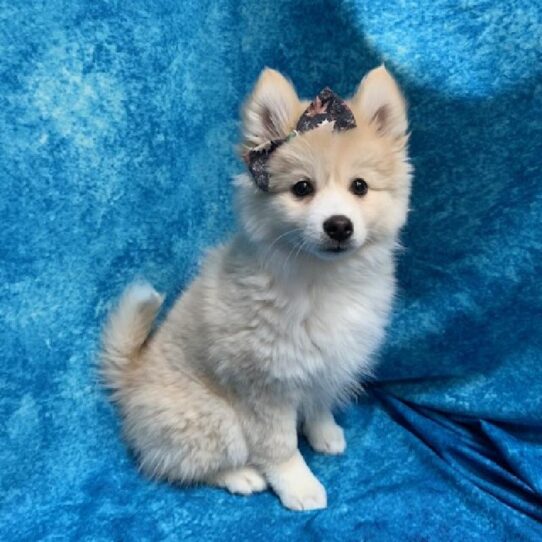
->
[352,66,407,138]
[242,68,300,147]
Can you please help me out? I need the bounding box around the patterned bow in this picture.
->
[246,87,357,191]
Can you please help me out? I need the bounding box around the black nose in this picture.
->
[323,215,353,242]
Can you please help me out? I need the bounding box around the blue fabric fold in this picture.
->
[373,389,542,524]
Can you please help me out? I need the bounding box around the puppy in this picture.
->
[101,66,411,511]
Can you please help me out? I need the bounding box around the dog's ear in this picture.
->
[242,68,300,146]
[352,66,407,138]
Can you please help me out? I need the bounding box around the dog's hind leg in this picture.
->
[118,364,250,485]
[207,466,267,495]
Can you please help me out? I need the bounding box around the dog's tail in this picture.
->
[100,282,164,392]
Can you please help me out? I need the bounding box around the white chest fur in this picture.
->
[198,240,395,405]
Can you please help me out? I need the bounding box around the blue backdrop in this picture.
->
[1,1,541,540]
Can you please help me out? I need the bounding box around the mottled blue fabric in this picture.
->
[1,1,541,540]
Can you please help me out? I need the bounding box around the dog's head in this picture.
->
[236,67,411,262]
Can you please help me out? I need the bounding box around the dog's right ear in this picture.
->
[242,68,300,147]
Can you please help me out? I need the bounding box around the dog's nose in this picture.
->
[323,215,353,242]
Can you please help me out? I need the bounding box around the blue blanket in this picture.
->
[1,1,541,539]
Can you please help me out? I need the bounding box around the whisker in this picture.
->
[261,228,303,269]
[283,237,307,273]
[292,238,309,264]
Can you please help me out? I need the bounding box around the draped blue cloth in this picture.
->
[1,1,541,539]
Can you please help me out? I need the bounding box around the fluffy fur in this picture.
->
[101,66,411,511]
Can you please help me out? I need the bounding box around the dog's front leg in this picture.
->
[243,401,327,511]
[302,408,346,455]
[264,449,327,511]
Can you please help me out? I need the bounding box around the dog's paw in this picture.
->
[266,451,327,511]
[277,471,327,511]
[304,418,346,455]
[211,466,267,495]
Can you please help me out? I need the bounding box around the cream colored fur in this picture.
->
[101,66,411,511]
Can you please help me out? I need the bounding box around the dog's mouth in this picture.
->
[320,242,352,255]
[280,235,359,260]
[324,245,347,253]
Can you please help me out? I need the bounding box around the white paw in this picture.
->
[266,452,327,511]
[304,420,346,455]
[213,466,267,495]
[277,472,327,511]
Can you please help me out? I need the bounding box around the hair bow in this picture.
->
[246,87,357,191]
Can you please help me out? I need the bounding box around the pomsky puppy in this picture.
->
[101,66,411,511]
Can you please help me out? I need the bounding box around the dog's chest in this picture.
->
[254,272,393,384]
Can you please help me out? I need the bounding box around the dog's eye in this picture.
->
[291,179,315,198]
[350,178,368,196]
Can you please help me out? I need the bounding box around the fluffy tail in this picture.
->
[101,282,164,392]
